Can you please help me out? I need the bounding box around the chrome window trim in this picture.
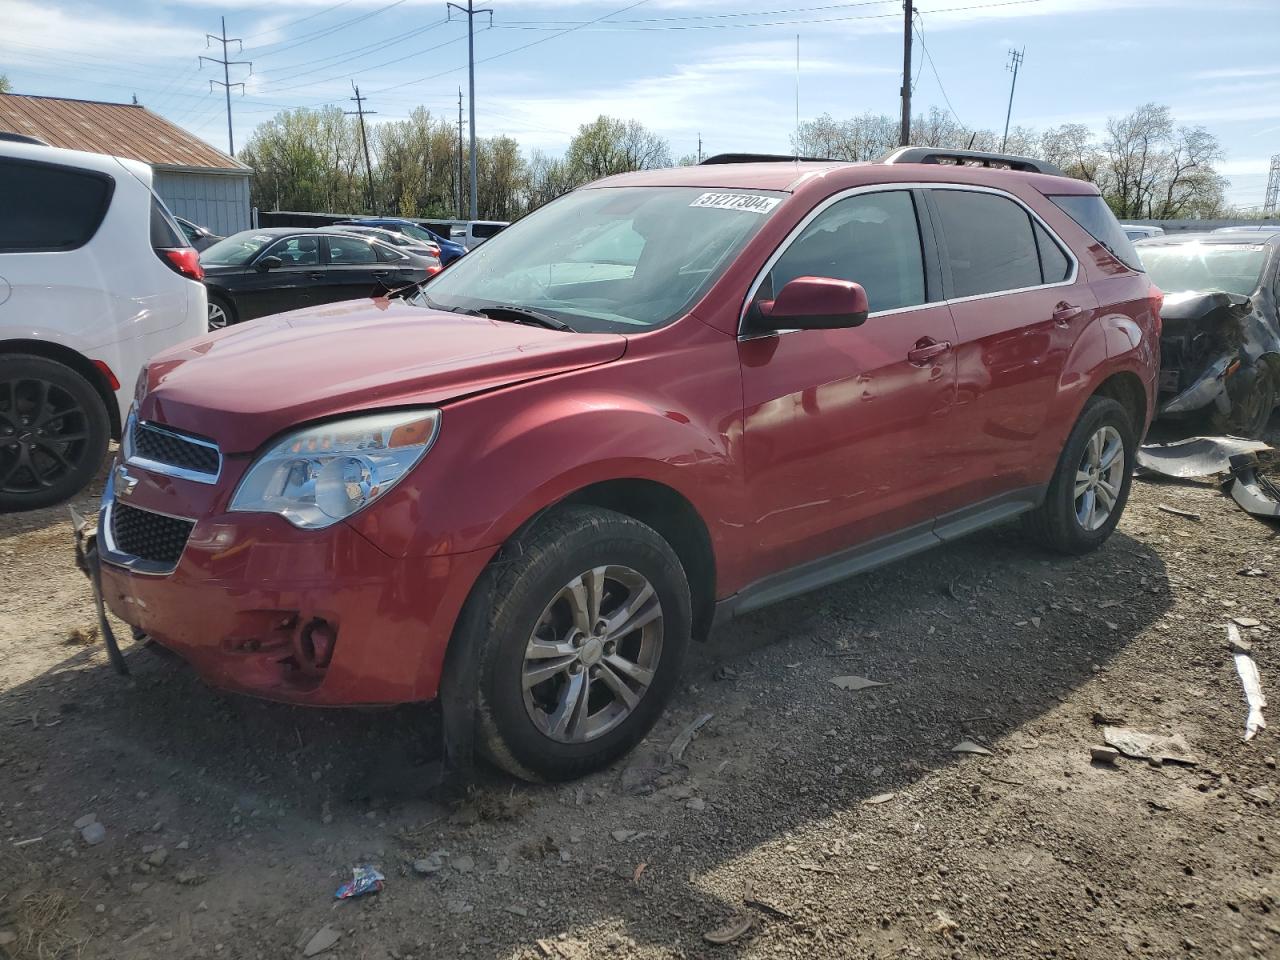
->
[737,181,1080,338]
[124,414,222,485]
[97,464,194,576]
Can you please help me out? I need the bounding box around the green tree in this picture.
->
[566,115,671,181]
[0,75,10,94]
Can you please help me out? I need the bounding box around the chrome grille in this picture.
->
[128,418,221,483]
[109,501,194,568]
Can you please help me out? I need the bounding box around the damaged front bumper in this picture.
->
[1159,354,1237,417]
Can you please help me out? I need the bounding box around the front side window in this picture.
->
[932,190,1042,298]
[1135,242,1267,297]
[266,236,320,266]
[760,190,928,314]
[419,186,783,332]
[201,231,277,266]
[327,235,377,264]
[0,158,113,253]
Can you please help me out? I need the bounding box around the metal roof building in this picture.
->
[0,93,252,236]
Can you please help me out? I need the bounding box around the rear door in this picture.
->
[737,187,960,581]
[321,233,388,303]
[926,186,1092,511]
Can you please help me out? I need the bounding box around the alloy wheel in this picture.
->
[0,378,92,495]
[522,564,664,744]
[1074,424,1124,531]
[208,301,228,330]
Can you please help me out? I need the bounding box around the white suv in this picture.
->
[0,140,207,511]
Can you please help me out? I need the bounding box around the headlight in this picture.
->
[230,409,441,529]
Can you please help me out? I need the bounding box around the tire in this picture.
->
[0,354,111,512]
[1209,360,1276,439]
[1022,395,1136,555]
[207,293,235,331]
[468,505,692,782]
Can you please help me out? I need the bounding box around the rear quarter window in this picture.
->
[0,157,114,252]
[1049,194,1143,271]
[150,198,189,249]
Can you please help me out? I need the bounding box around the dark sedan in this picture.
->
[199,228,435,330]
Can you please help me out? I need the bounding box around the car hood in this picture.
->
[139,298,627,454]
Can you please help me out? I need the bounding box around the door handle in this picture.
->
[907,338,952,365]
[373,270,390,277]
[1052,302,1084,327]
[307,272,325,281]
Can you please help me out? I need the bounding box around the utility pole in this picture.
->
[200,17,251,158]
[697,133,702,164]
[1264,154,1280,218]
[346,82,377,213]
[457,88,465,219]
[899,0,912,146]
[1002,47,1024,152]
[446,0,493,221]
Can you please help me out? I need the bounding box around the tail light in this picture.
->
[157,247,204,282]
[1149,284,1164,337]
[426,264,443,276]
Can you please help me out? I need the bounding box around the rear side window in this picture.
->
[1049,194,1143,271]
[0,158,113,252]
[1033,221,1072,283]
[931,190,1041,298]
[327,235,378,264]
[150,198,189,249]
[765,190,928,313]
[374,244,408,263]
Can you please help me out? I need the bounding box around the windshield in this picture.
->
[200,231,276,266]
[416,186,785,332]
[1136,242,1267,297]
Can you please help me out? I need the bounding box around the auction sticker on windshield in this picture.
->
[689,193,781,215]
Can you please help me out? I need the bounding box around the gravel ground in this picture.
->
[1,452,1277,960]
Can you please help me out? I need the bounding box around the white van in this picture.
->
[450,220,510,249]
[0,140,207,510]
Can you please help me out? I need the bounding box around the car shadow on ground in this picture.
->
[0,522,1172,958]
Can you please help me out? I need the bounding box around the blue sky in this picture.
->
[3,0,1278,208]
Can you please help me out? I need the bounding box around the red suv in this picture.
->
[92,148,1160,781]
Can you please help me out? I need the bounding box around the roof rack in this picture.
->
[0,131,50,146]
[881,146,1062,176]
[700,152,839,165]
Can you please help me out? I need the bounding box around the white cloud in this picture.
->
[2,0,199,62]
[1193,65,1280,80]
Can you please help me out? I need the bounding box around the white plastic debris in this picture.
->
[1230,624,1268,741]
[829,676,888,691]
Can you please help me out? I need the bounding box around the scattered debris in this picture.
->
[335,865,385,899]
[412,855,444,875]
[611,829,640,843]
[1157,504,1202,521]
[73,813,96,830]
[1136,436,1269,479]
[951,739,992,756]
[704,913,754,945]
[830,675,888,692]
[864,792,896,805]
[81,821,106,846]
[1090,746,1120,765]
[668,712,713,762]
[932,911,960,938]
[1230,625,1268,741]
[1233,616,1262,628]
[1103,727,1198,765]
[633,862,647,882]
[1239,567,1267,577]
[11,836,42,847]
[1226,453,1280,520]
[303,925,341,957]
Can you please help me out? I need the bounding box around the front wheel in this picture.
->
[1210,360,1276,439]
[1023,395,1136,554]
[470,506,692,782]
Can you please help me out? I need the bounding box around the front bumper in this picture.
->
[95,463,493,706]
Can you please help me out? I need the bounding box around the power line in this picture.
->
[912,16,966,129]
[241,0,361,42]
[200,17,252,157]
[251,18,452,88]
[498,0,895,25]
[260,28,467,94]
[244,0,410,58]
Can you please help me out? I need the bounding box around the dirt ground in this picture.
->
[1,447,1278,960]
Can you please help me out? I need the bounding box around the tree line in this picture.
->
[237,100,1237,222]
[239,110,673,221]
[793,103,1232,220]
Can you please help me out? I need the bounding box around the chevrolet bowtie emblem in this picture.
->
[115,464,140,498]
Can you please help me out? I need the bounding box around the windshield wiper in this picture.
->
[476,304,574,332]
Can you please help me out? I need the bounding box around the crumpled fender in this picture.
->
[1161,353,1234,416]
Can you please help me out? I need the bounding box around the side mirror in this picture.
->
[256,255,283,272]
[748,276,870,334]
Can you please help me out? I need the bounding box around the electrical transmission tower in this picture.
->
[1002,47,1024,152]
[346,83,377,213]
[200,17,251,158]
[1265,155,1280,218]
[446,0,492,221]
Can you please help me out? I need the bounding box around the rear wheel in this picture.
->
[0,354,110,512]
[469,506,692,782]
[207,294,234,331]
[1023,396,1135,554]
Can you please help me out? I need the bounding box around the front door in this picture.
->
[240,235,323,320]
[738,188,959,585]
